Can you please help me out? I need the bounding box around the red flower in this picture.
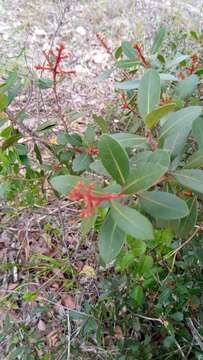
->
[122,102,130,110]
[68,181,125,218]
[133,43,149,67]
[87,146,99,156]
[35,42,76,82]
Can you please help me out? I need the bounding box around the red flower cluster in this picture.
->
[68,181,125,218]
[187,52,199,74]
[35,42,76,82]
[87,146,99,156]
[133,43,149,67]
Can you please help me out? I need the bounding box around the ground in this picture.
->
[0,1,203,359]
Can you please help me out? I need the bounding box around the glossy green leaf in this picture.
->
[151,27,166,54]
[115,79,140,90]
[111,202,154,240]
[93,114,109,133]
[140,191,189,219]
[2,134,22,151]
[121,41,136,59]
[36,120,56,132]
[184,150,203,169]
[72,153,91,172]
[127,237,146,257]
[145,103,176,128]
[166,54,189,69]
[115,60,140,69]
[174,75,198,99]
[160,106,202,157]
[50,175,86,195]
[98,212,126,264]
[177,197,197,238]
[159,73,178,81]
[131,285,144,306]
[192,117,203,148]
[96,68,113,83]
[135,149,170,168]
[0,93,8,111]
[137,255,154,275]
[173,169,203,194]
[98,134,129,185]
[111,133,148,149]
[138,69,160,119]
[90,160,110,176]
[123,161,168,194]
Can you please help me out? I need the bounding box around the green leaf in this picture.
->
[184,150,203,169]
[96,68,113,83]
[34,143,42,164]
[36,120,56,132]
[174,75,198,99]
[83,125,96,146]
[121,41,136,59]
[123,160,169,194]
[160,106,202,158]
[127,237,146,257]
[93,114,109,133]
[135,149,170,168]
[111,202,154,240]
[0,93,8,111]
[145,103,176,128]
[192,117,203,148]
[151,27,166,54]
[173,169,203,194]
[111,133,149,149]
[90,160,110,176]
[65,133,82,147]
[115,60,140,69]
[115,46,122,59]
[0,71,17,93]
[131,285,144,306]
[140,191,189,220]
[98,134,129,185]
[160,73,178,81]
[115,79,140,90]
[15,144,28,155]
[37,78,53,89]
[166,54,189,69]
[137,255,153,275]
[72,153,91,172]
[2,134,22,151]
[50,175,86,195]
[177,197,197,238]
[138,69,160,119]
[98,213,126,264]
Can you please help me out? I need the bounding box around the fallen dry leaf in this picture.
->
[61,294,76,309]
[37,319,46,331]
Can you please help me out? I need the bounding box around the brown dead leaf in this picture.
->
[37,319,46,332]
[47,329,58,348]
[115,325,123,339]
[61,294,76,309]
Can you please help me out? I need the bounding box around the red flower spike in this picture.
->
[35,42,76,82]
[68,181,125,218]
[133,42,149,67]
[187,52,199,74]
[122,102,130,110]
[87,146,99,156]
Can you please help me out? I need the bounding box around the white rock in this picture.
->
[93,52,109,64]
[76,26,86,36]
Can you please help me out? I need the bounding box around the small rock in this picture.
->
[76,26,86,36]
